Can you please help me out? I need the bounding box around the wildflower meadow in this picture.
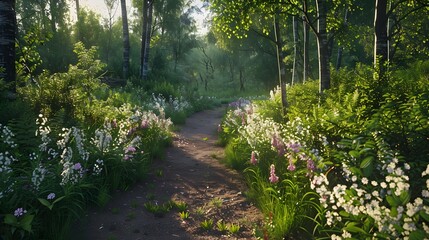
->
[219,70,429,239]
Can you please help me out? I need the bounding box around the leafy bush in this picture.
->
[219,62,429,239]
[0,104,172,239]
[18,42,106,123]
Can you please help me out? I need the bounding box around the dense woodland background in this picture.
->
[1,0,429,239]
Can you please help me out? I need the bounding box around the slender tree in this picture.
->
[0,0,16,92]
[302,6,310,82]
[316,0,330,92]
[120,0,130,79]
[292,16,299,84]
[145,0,153,73]
[336,8,348,70]
[140,0,153,80]
[104,0,118,64]
[374,0,388,70]
[75,0,81,41]
[274,12,288,114]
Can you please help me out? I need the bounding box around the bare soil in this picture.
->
[75,107,263,240]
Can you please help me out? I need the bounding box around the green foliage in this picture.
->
[224,138,252,171]
[144,201,173,217]
[216,220,228,232]
[16,31,44,82]
[173,201,188,212]
[227,223,241,235]
[152,81,178,98]
[219,60,429,239]
[200,219,214,231]
[179,211,190,220]
[18,42,106,122]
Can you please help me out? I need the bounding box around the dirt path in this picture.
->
[75,107,263,240]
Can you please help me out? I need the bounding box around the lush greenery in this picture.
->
[0,39,222,239]
[219,62,429,239]
[2,0,429,239]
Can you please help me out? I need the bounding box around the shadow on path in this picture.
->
[75,107,262,240]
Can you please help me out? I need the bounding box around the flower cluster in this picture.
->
[91,119,114,153]
[222,98,322,182]
[0,124,18,200]
[148,94,192,116]
[35,114,51,152]
[14,208,27,217]
[92,159,104,176]
[31,164,47,191]
[1,124,17,148]
[269,164,279,183]
[0,99,174,239]
[311,147,429,239]
[47,193,56,200]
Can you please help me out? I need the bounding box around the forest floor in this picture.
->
[75,107,263,240]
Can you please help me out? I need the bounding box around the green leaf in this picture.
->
[339,210,350,217]
[390,207,398,218]
[420,211,429,222]
[20,214,34,232]
[344,223,367,234]
[349,167,362,177]
[363,217,374,232]
[360,156,373,169]
[349,150,360,158]
[52,196,66,205]
[4,214,17,225]
[362,164,373,177]
[386,195,399,207]
[399,191,410,205]
[409,230,426,240]
[38,198,53,210]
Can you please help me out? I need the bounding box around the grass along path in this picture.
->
[74,107,263,240]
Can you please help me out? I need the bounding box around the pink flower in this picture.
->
[73,163,82,170]
[271,135,285,156]
[286,141,301,153]
[125,146,136,153]
[127,127,136,136]
[250,151,258,165]
[307,159,315,171]
[287,163,296,171]
[269,164,279,183]
[141,120,149,129]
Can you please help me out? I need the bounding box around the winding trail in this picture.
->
[76,107,262,239]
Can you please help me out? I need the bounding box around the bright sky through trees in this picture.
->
[71,0,209,35]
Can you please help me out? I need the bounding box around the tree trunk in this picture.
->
[387,0,392,62]
[75,0,80,41]
[292,16,299,85]
[145,1,153,70]
[239,67,245,92]
[120,0,130,79]
[374,0,388,71]
[302,2,310,82]
[49,0,57,33]
[0,0,16,91]
[336,8,348,70]
[274,13,288,115]
[316,0,330,93]
[75,0,79,16]
[140,0,149,79]
[141,0,153,80]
